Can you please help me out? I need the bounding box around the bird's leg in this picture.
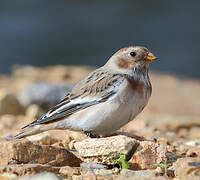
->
[83,131,101,138]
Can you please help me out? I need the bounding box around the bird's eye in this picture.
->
[130,52,136,57]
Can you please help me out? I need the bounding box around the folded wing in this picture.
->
[22,69,124,129]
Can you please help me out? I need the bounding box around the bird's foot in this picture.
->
[83,131,101,138]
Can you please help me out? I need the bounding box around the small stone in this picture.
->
[185,141,199,147]
[67,131,87,142]
[0,164,60,177]
[151,177,170,180]
[68,140,76,150]
[173,157,200,179]
[1,173,18,180]
[129,141,167,170]
[0,91,25,115]
[19,172,61,180]
[88,168,118,176]
[0,115,17,129]
[114,169,156,180]
[74,135,139,164]
[177,144,200,157]
[72,174,97,180]
[120,169,156,178]
[0,158,9,166]
[59,166,81,178]
[26,132,57,145]
[72,175,82,180]
[0,174,10,180]
[188,127,200,140]
[25,104,41,120]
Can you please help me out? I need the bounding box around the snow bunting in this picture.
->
[15,46,157,138]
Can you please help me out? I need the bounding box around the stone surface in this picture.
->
[59,166,81,178]
[120,169,156,179]
[0,138,81,167]
[26,132,57,145]
[0,173,18,180]
[74,135,139,164]
[19,172,61,180]
[0,115,17,129]
[175,144,200,157]
[0,164,60,177]
[0,174,11,180]
[129,141,167,170]
[173,157,200,180]
[0,91,25,115]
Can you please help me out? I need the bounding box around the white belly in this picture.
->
[55,80,149,135]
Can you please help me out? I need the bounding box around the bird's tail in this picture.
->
[14,124,53,139]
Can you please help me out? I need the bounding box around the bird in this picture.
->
[15,46,157,139]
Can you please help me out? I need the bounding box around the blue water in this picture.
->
[0,0,200,78]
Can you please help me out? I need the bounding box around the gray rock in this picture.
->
[18,82,74,110]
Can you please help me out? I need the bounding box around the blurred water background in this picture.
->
[0,0,200,78]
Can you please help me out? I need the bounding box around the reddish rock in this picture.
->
[129,141,167,170]
[0,138,81,167]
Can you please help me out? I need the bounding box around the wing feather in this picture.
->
[22,69,124,129]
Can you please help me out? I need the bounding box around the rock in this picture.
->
[26,132,57,145]
[18,82,73,111]
[0,158,9,166]
[173,157,200,180]
[25,104,41,120]
[86,168,119,176]
[74,135,139,164]
[185,140,200,147]
[0,173,18,180]
[0,174,11,180]
[176,144,200,157]
[150,177,170,180]
[59,166,81,178]
[0,164,60,177]
[0,138,81,167]
[67,131,88,142]
[0,115,17,129]
[0,91,25,115]
[119,169,156,179]
[19,172,61,180]
[188,127,200,140]
[72,173,99,180]
[129,141,167,170]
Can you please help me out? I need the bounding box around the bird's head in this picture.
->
[105,46,157,75]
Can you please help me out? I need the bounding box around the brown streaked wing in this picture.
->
[22,70,124,129]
